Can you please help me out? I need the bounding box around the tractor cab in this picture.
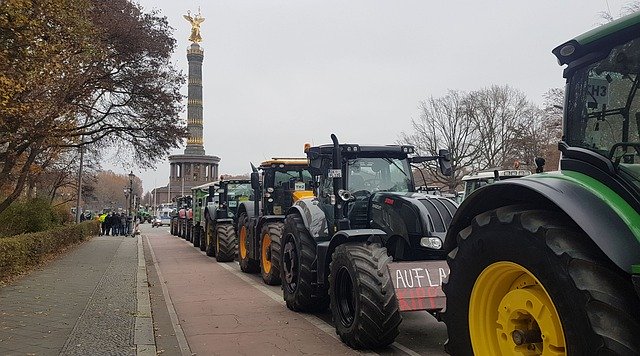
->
[554,18,640,209]
[460,169,531,201]
[251,158,314,216]
[212,179,252,222]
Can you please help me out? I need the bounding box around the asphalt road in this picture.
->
[142,224,448,356]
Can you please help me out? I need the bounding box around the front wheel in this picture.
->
[193,225,200,247]
[215,223,237,262]
[443,206,640,356]
[260,222,283,285]
[281,213,328,312]
[199,226,206,251]
[238,213,259,273]
[329,243,401,349]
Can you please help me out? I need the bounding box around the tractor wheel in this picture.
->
[329,242,401,349]
[188,224,193,242]
[238,213,259,273]
[281,213,328,312]
[176,221,181,237]
[215,223,237,262]
[193,225,200,248]
[199,226,206,251]
[443,205,640,356]
[205,221,216,257]
[260,222,283,285]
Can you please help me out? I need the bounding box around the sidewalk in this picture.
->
[0,235,152,356]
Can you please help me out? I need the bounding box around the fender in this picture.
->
[237,201,255,220]
[445,171,640,273]
[286,197,330,238]
[316,229,387,286]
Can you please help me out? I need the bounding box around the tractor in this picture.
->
[175,195,192,239]
[236,158,314,285]
[190,181,219,249]
[170,196,188,236]
[441,13,640,355]
[203,179,252,262]
[280,136,454,349]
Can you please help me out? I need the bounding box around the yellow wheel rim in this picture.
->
[261,233,272,274]
[469,261,566,356]
[239,226,247,259]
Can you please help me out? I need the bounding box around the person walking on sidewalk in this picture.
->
[99,212,107,236]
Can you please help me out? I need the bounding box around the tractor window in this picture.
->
[566,37,640,185]
[347,157,411,193]
[226,183,252,211]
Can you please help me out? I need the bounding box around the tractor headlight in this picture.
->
[267,187,274,193]
[420,237,442,249]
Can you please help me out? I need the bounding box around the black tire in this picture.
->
[329,242,401,349]
[216,223,237,262]
[281,213,328,312]
[193,224,200,248]
[199,226,206,251]
[238,213,260,273]
[187,222,193,242]
[443,205,640,356]
[260,222,283,285]
[205,220,216,257]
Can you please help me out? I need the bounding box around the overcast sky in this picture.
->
[106,0,630,193]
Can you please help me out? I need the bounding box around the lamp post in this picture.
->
[128,171,135,236]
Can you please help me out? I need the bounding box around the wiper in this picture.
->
[383,157,408,177]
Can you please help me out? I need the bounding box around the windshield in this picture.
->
[347,157,412,193]
[226,183,252,210]
[566,37,640,185]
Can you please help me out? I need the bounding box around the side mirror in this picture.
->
[438,149,452,176]
[250,172,260,191]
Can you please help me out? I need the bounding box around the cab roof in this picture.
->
[553,11,640,70]
[306,144,415,159]
[461,169,531,181]
[259,158,309,168]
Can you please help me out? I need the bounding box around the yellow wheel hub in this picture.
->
[239,226,247,259]
[469,261,566,356]
[262,233,272,274]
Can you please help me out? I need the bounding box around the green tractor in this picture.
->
[203,179,252,262]
[236,158,314,285]
[280,136,454,349]
[190,181,219,249]
[442,14,640,355]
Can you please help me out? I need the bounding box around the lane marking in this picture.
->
[136,235,156,356]
[145,235,192,356]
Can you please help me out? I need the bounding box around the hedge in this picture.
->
[0,220,99,280]
[0,198,72,237]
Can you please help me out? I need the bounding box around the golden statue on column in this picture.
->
[183,8,205,43]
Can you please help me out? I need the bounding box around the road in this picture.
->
[142,224,448,356]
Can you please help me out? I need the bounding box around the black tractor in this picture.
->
[280,134,454,349]
[236,158,314,285]
[203,179,252,262]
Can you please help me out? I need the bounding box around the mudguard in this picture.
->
[286,197,330,238]
[445,172,640,273]
[316,229,387,285]
[237,201,255,220]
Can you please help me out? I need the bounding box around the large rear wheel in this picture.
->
[281,213,328,312]
[193,224,200,247]
[205,220,216,257]
[260,222,283,285]
[329,242,401,349]
[215,223,237,262]
[199,226,206,251]
[238,213,259,273]
[443,206,640,356]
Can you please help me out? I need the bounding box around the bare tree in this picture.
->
[464,85,538,169]
[400,90,479,191]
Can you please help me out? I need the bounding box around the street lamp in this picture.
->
[128,171,135,236]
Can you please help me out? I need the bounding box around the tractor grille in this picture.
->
[420,198,455,233]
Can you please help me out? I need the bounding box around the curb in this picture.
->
[135,235,156,356]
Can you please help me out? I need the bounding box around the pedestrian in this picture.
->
[106,212,114,236]
[80,213,86,222]
[115,213,123,236]
[120,213,129,236]
[99,212,108,235]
